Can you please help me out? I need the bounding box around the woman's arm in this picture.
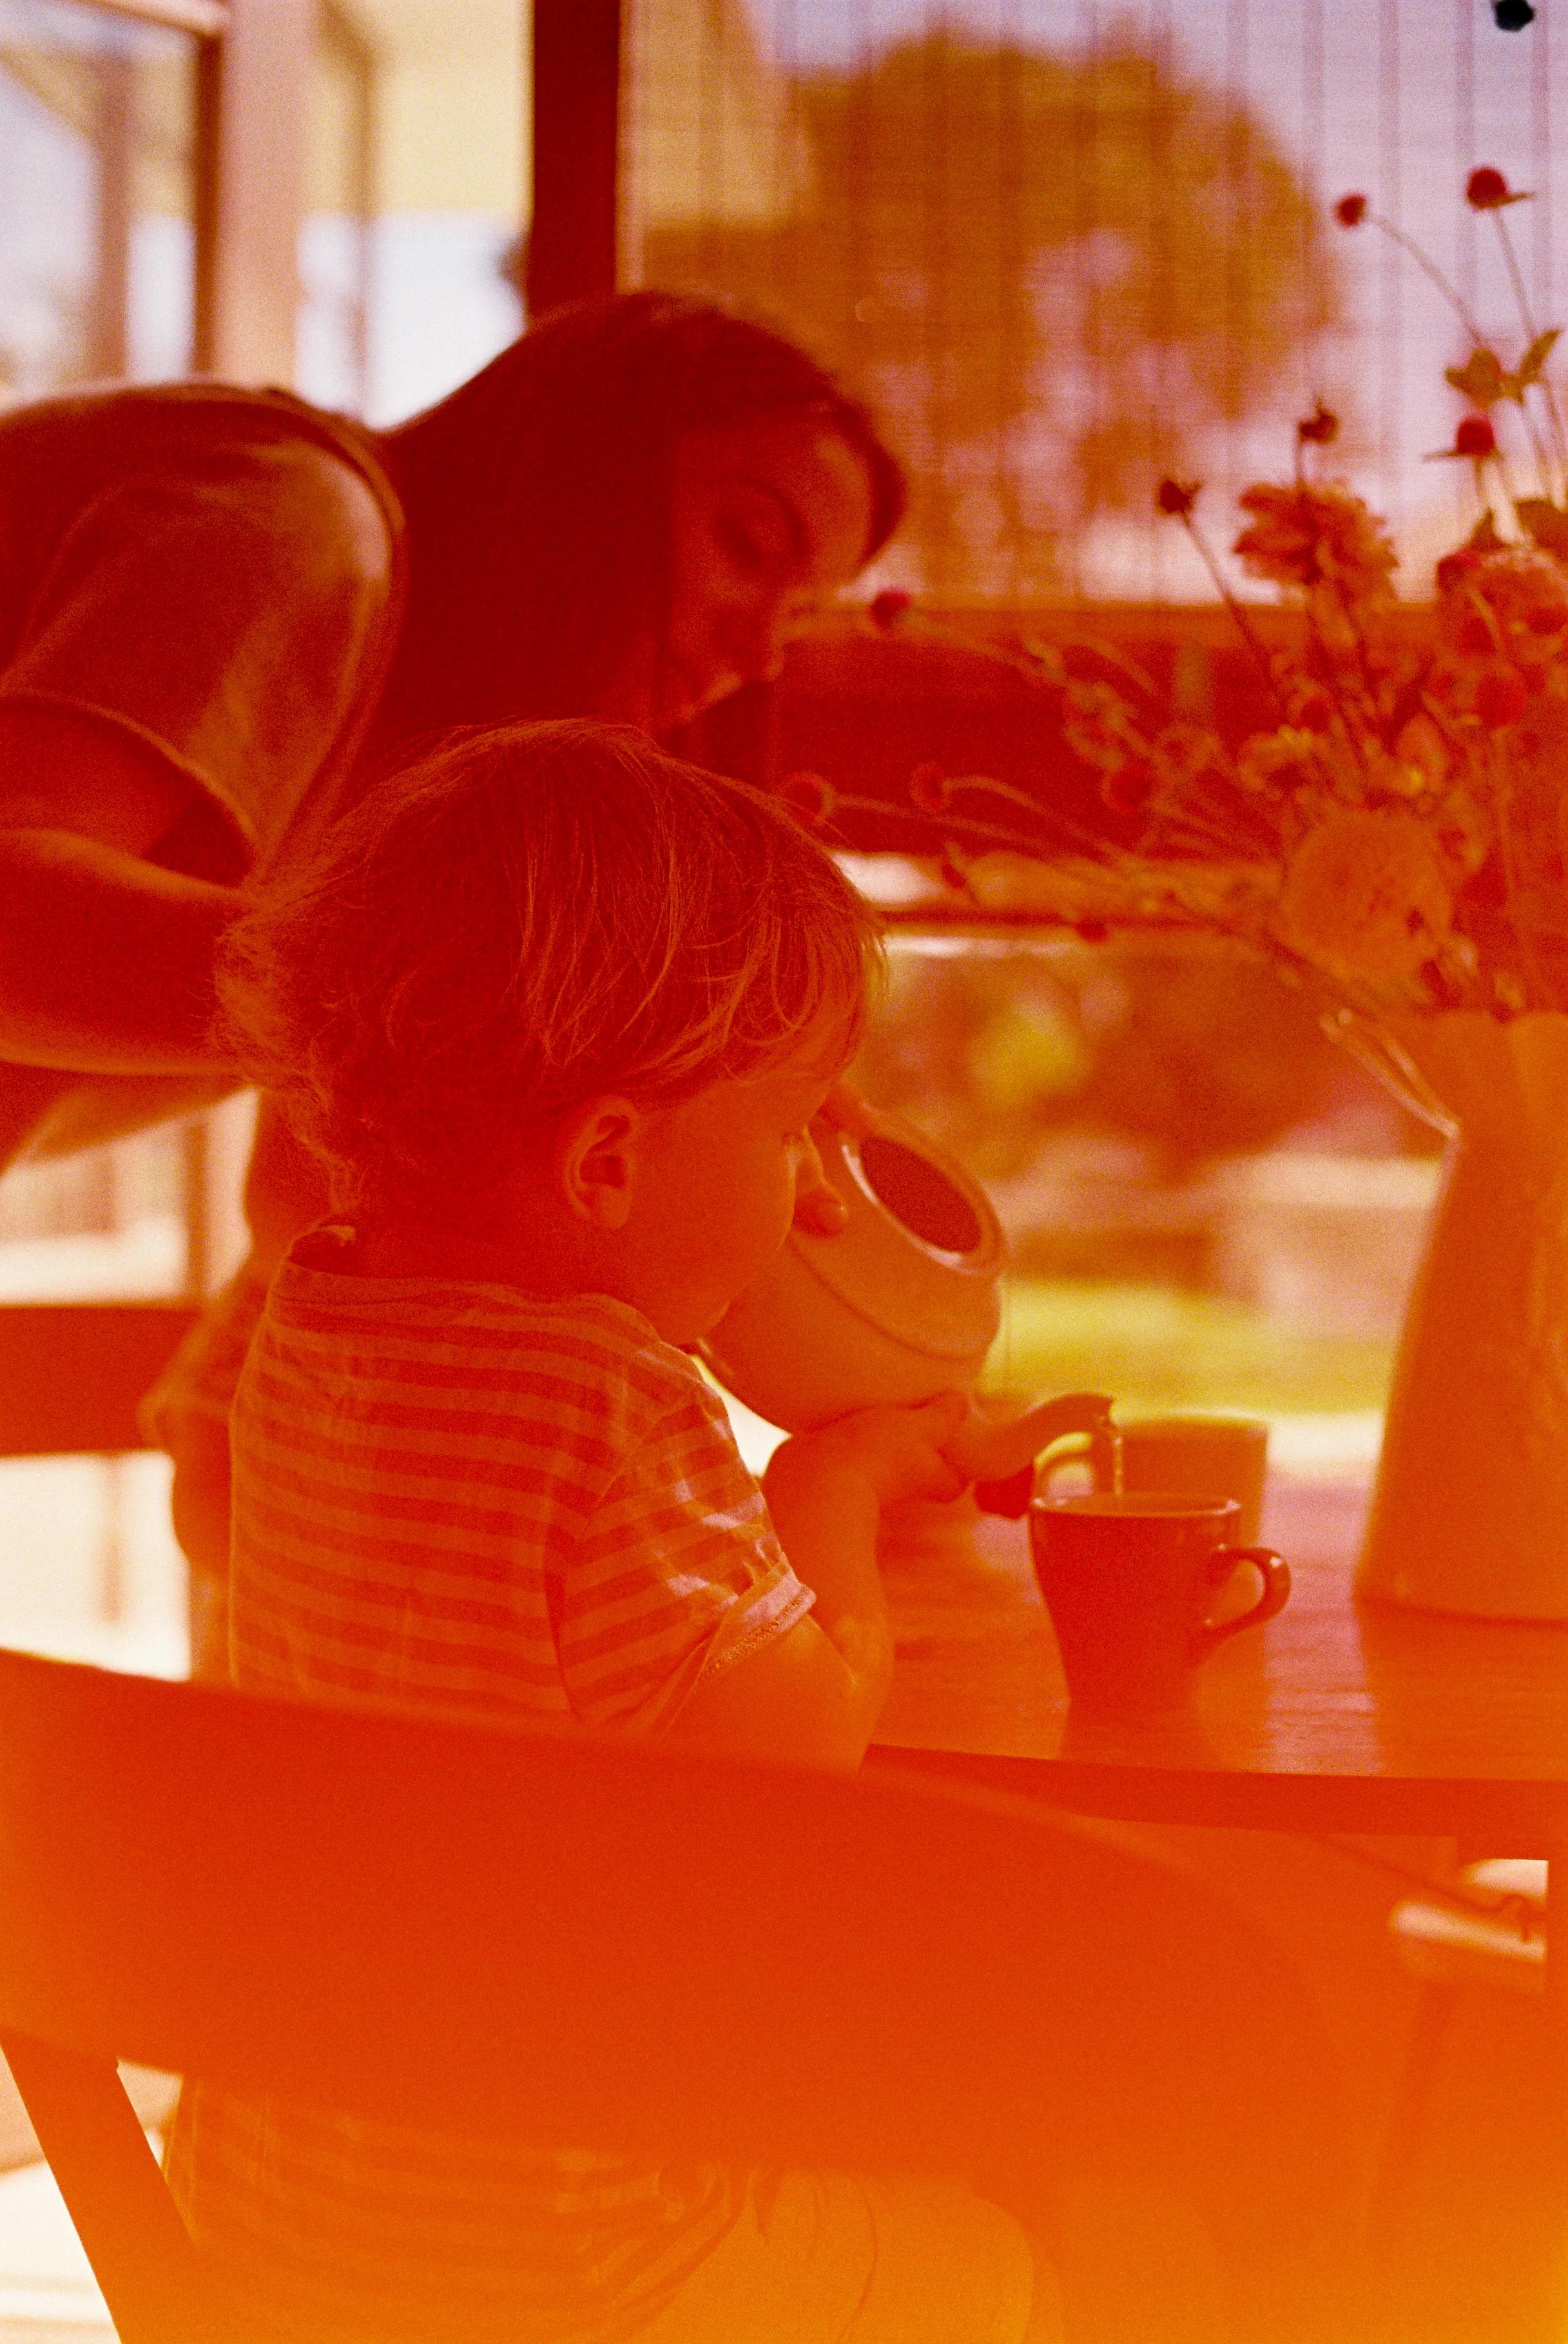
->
[0,826,238,1072]
[0,706,240,1076]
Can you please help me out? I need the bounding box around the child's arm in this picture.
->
[663,1391,968,1772]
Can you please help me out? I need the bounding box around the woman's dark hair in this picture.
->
[371,292,905,751]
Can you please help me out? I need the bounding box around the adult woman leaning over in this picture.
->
[0,292,904,1643]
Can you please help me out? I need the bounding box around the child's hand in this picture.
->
[771,1389,971,1509]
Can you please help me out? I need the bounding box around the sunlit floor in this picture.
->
[0,2067,175,2342]
[0,2158,115,2340]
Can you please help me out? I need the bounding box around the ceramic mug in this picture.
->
[1090,1415,1270,1545]
[1030,1493,1290,1716]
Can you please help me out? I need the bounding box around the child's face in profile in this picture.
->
[618,1014,852,1346]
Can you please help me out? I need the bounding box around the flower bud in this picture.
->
[869,588,912,630]
[1099,765,1154,818]
[1454,414,1496,459]
[1156,477,1200,518]
[1297,403,1340,445]
[1466,166,1512,211]
[908,760,949,813]
[778,769,833,828]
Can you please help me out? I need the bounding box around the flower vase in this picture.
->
[1355,1011,1568,1622]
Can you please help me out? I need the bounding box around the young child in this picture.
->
[166,719,1058,2343]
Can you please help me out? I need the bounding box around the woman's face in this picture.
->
[626,414,878,735]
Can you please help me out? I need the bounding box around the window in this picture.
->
[0,0,218,400]
[622,1,1545,1530]
[625,0,1563,604]
[297,0,375,413]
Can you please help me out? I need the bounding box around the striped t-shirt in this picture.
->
[166,1227,813,2343]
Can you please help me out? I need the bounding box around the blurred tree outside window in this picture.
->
[632,11,1338,599]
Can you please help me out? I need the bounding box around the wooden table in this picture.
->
[869,1481,1568,2332]
[871,1492,1568,1848]
[870,1477,1568,2069]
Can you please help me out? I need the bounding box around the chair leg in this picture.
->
[1364,1982,1458,2271]
[1362,1981,1568,2344]
[0,2032,222,2344]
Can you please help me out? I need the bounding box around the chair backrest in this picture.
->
[0,1304,198,1456]
[0,1649,1358,2342]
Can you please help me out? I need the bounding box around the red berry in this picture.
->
[1525,599,1568,635]
[1156,477,1199,518]
[1290,684,1337,732]
[778,769,833,827]
[1075,918,1110,944]
[908,760,949,814]
[1455,611,1496,659]
[1099,764,1154,819]
[973,1464,1036,1520]
[1454,414,1496,459]
[1335,193,1368,228]
[1435,550,1483,595]
[869,587,912,630]
[1296,403,1340,445]
[1466,166,1511,211]
[1475,664,1529,727]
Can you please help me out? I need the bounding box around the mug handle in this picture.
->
[1190,1545,1291,1663]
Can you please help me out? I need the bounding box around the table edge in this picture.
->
[866,1745,1568,1846]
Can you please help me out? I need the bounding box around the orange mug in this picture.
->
[1030,1493,1290,1716]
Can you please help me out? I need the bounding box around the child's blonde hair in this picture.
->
[218,720,884,1209]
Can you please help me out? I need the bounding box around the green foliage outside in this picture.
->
[854,941,1421,1186]
[985,1277,1397,1418]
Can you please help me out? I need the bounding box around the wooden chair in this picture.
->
[0,1302,200,2167]
[0,1646,1363,2344]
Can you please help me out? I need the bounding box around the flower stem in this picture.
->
[1479,448,1524,540]
[1491,210,1568,491]
[1366,209,1486,347]
[1174,514,1290,716]
[1509,393,1558,507]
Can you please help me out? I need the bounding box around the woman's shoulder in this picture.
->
[0,380,403,567]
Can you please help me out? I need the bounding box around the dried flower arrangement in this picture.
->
[800,170,1568,1037]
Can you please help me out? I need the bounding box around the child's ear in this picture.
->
[554,1097,643,1230]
